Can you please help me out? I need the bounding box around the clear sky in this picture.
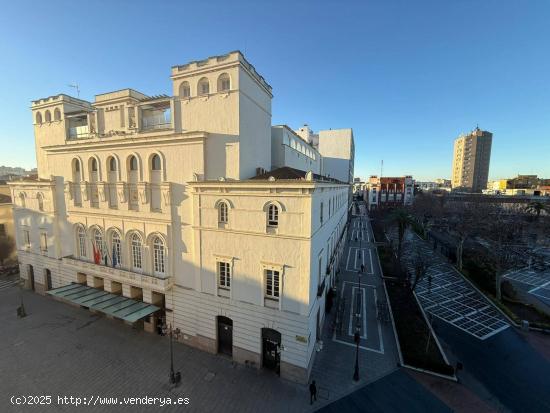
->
[0,0,548,181]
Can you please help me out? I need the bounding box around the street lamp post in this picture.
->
[17,273,26,318]
[353,330,360,381]
[162,321,181,385]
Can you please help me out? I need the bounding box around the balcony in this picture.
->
[140,100,172,132]
[66,111,93,140]
[68,125,90,139]
[62,256,173,293]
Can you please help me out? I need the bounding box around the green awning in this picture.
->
[47,284,160,322]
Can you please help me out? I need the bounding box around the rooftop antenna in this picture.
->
[68,84,80,97]
[381,159,384,178]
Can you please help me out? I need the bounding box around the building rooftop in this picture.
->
[251,167,345,184]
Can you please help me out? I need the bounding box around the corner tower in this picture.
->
[171,51,272,180]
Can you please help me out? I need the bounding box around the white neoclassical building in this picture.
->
[9,51,352,383]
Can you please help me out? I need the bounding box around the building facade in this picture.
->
[451,127,493,192]
[271,125,321,174]
[294,125,355,185]
[366,175,414,210]
[8,51,352,383]
[0,182,16,264]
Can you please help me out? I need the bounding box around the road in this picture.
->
[434,318,550,412]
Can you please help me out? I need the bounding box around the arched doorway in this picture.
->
[262,328,281,374]
[217,316,233,356]
[28,265,35,291]
[44,269,52,291]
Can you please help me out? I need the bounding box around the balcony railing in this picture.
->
[62,256,173,292]
[141,119,171,131]
[68,125,90,140]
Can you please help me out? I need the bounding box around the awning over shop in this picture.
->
[47,283,160,323]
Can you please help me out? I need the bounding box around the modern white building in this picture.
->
[271,125,321,174]
[9,51,352,383]
[295,125,355,185]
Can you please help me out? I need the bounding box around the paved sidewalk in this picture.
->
[310,205,400,407]
[1,287,312,413]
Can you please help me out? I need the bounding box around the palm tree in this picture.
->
[389,209,413,259]
[525,201,548,220]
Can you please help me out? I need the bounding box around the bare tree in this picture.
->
[481,206,527,301]
[411,251,430,292]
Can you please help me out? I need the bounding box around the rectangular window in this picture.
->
[218,261,231,289]
[320,202,324,224]
[265,269,280,300]
[40,233,48,253]
[23,230,30,249]
[0,224,5,237]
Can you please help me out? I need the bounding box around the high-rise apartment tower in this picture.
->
[451,127,492,192]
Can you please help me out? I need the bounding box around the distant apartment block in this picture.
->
[418,179,452,192]
[451,127,492,192]
[366,176,414,210]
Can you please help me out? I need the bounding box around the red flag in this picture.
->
[92,242,100,264]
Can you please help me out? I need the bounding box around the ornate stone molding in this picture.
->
[64,182,73,200]
[116,182,127,203]
[80,181,89,201]
[137,182,149,205]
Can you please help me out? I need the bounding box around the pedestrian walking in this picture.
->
[309,380,317,404]
[360,263,365,273]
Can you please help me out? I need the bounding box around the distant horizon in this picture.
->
[1,1,549,181]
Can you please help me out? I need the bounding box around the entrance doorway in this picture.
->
[262,328,281,374]
[28,265,35,291]
[45,269,52,290]
[217,316,233,356]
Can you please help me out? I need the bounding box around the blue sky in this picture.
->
[0,0,548,181]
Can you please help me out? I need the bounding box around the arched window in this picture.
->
[111,232,122,266]
[131,233,142,270]
[74,158,81,173]
[267,204,279,227]
[151,154,161,171]
[37,193,44,211]
[218,202,228,223]
[179,81,190,98]
[54,108,61,121]
[109,157,117,172]
[198,77,210,95]
[77,226,86,257]
[45,110,52,122]
[91,158,98,172]
[93,229,104,257]
[19,193,26,208]
[153,236,165,275]
[217,73,231,92]
[129,155,138,171]
[35,112,42,124]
